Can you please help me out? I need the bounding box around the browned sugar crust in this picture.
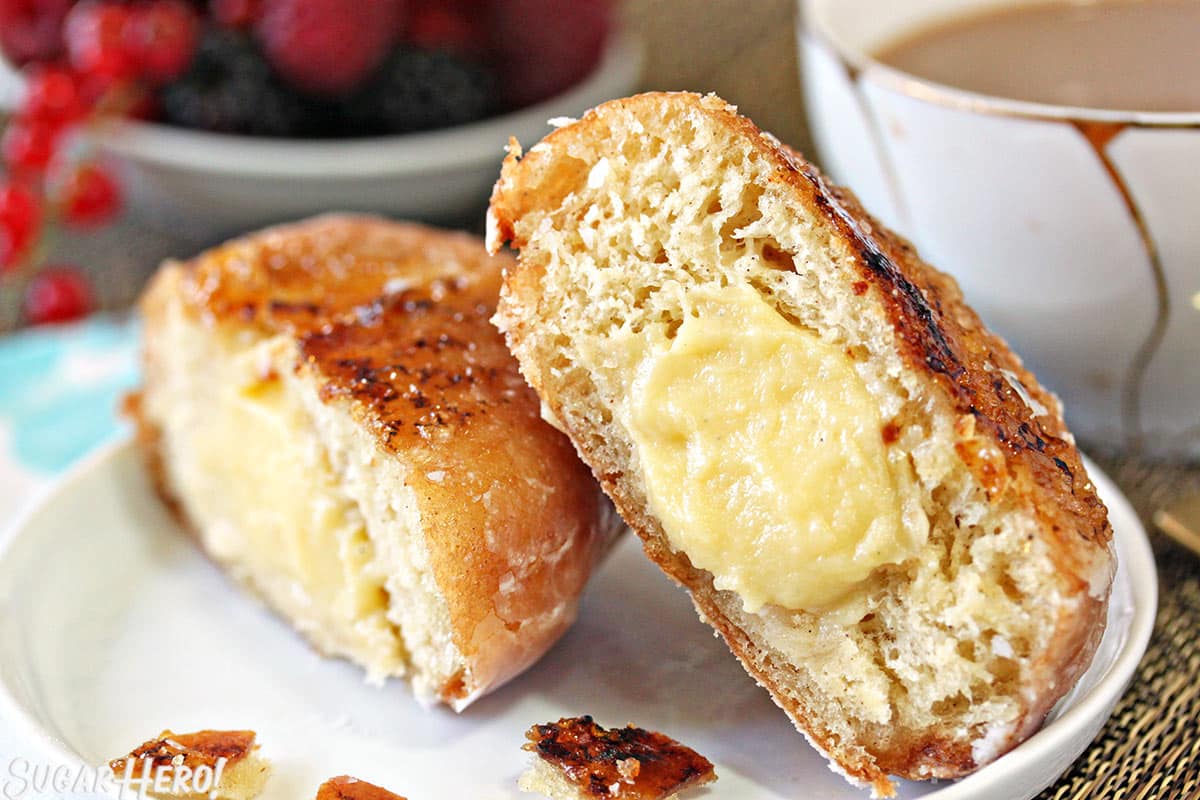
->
[525,716,716,799]
[315,776,407,800]
[110,729,257,774]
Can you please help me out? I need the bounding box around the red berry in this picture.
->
[1,116,63,176]
[0,182,42,271]
[20,63,89,126]
[24,265,94,325]
[256,0,401,94]
[127,0,199,84]
[76,68,124,107]
[60,162,123,228]
[0,0,73,66]
[406,1,487,59]
[64,1,140,82]
[489,0,610,108]
[211,0,262,28]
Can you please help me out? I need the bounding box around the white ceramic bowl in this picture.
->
[798,0,1200,459]
[2,33,642,240]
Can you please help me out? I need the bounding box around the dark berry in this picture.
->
[489,0,610,108]
[345,47,495,135]
[60,162,123,228]
[0,0,73,66]
[158,29,309,136]
[256,0,400,95]
[24,265,93,324]
[0,182,42,271]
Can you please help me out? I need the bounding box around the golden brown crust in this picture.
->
[488,93,1114,793]
[296,275,615,700]
[110,730,257,774]
[789,157,1110,556]
[133,214,621,707]
[315,776,406,800]
[524,716,716,799]
[770,142,1112,782]
[177,214,503,337]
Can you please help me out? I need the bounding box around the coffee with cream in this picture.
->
[873,0,1200,113]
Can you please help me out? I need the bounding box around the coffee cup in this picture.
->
[798,0,1200,459]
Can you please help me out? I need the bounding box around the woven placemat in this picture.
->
[1039,455,1200,800]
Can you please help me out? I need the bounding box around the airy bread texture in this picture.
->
[488,93,1115,794]
[517,761,588,800]
[132,215,621,710]
[519,760,707,800]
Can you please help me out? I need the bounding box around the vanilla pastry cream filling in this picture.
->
[176,339,404,668]
[624,284,926,613]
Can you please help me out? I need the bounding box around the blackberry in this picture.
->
[159,28,312,137]
[345,48,498,136]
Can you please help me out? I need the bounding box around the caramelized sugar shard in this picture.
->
[315,775,408,800]
[110,729,256,772]
[519,715,716,799]
[109,729,270,800]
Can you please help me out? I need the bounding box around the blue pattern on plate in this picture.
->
[0,317,139,473]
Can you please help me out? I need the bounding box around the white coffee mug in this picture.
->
[798,0,1200,459]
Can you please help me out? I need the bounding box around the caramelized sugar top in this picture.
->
[176,215,526,452]
[109,729,256,773]
[525,716,715,799]
[316,775,407,800]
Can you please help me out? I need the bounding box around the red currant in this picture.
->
[212,0,263,29]
[1,116,63,177]
[127,1,199,84]
[59,162,123,228]
[24,265,94,325]
[0,0,73,66]
[0,182,42,271]
[20,63,89,126]
[64,1,140,82]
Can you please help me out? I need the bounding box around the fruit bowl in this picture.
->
[106,30,639,240]
[0,30,641,241]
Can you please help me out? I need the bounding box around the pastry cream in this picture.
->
[186,345,396,642]
[626,284,921,612]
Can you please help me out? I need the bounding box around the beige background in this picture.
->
[624,0,813,154]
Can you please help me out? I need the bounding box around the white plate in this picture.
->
[0,439,1156,799]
